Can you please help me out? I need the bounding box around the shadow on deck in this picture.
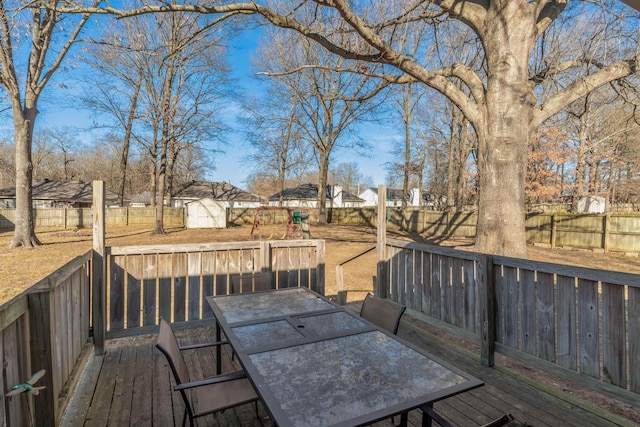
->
[61,310,635,427]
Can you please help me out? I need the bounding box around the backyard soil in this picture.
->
[1,223,639,423]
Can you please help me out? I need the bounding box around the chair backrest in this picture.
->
[360,294,406,335]
[230,271,274,294]
[156,318,191,386]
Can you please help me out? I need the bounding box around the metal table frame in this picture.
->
[207,287,483,427]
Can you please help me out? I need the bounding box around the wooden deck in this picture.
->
[61,312,635,427]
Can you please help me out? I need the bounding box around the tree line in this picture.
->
[0,0,638,258]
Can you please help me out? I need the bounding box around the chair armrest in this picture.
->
[421,406,454,427]
[481,413,514,427]
[175,371,247,391]
[178,340,229,350]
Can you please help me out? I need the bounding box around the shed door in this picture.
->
[186,200,225,228]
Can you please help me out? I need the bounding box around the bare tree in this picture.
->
[91,11,235,232]
[256,29,386,222]
[60,0,639,255]
[331,161,373,195]
[242,35,314,206]
[80,17,149,206]
[1,0,95,247]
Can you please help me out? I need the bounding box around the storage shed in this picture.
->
[185,198,226,229]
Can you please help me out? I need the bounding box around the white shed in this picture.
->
[577,196,606,213]
[185,198,226,229]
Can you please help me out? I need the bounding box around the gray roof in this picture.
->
[269,183,363,202]
[0,179,118,203]
[174,181,261,202]
[367,187,409,201]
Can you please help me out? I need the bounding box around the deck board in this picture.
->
[61,318,633,427]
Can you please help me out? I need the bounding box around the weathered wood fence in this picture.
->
[0,252,92,426]
[105,240,325,334]
[0,238,325,426]
[0,207,184,229]
[3,206,640,252]
[382,238,639,403]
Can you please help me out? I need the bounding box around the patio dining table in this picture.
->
[206,287,483,427]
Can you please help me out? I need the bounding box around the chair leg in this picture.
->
[182,409,187,427]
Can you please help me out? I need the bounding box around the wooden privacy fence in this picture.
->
[105,240,325,333]
[0,252,92,427]
[382,238,639,401]
[0,207,184,229]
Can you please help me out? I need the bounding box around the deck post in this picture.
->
[376,185,388,298]
[92,180,106,355]
[478,254,496,366]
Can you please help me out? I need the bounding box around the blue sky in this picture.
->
[207,28,398,188]
[7,14,399,190]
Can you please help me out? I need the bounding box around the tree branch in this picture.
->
[534,0,569,38]
[532,58,638,128]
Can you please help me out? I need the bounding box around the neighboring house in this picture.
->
[359,187,444,208]
[360,187,407,207]
[172,180,262,209]
[0,179,119,208]
[268,183,364,208]
[127,191,153,207]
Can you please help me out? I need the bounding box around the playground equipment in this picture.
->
[250,207,311,240]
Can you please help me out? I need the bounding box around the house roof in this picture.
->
[269,183,363,202]
[128,191,153,204]
[365,187,410,201]
[173,181,261,203]
[0,179,118,204]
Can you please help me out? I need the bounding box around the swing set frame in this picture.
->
[249,207,310,240]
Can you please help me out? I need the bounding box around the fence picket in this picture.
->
[536,272,555,362]
[601,282,626,387]
[577,279,599,378]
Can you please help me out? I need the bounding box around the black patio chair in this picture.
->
[230,271,274,294]
[359,293,406,334]
[423,404,515,427]
[155,318,259,427]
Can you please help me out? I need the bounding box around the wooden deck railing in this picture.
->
[105,240,325,333]
[383,238,640,400]
[0,251,92,426]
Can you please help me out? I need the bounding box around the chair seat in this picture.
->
[191,377,258,418]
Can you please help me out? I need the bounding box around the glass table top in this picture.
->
[230,311,369,351]
[248,330,468,427]
[295,311,367,336]
[232,320,304,349]
[212,287,334,324]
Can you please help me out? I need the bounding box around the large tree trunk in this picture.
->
[10,108,40,248]
[473,2,534,258]
[317,152,329,223]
